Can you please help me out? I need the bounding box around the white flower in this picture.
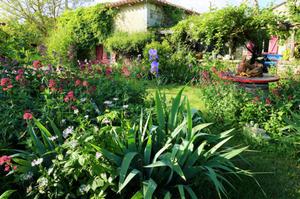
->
[23,172,34,180]
[37,177,48,188]
[113,97,119,101]
[61,119,66,124]
[69,140,78,148]
[79,184,89,193]
[74,109,79,114]
[49,135,58,141]
[84,115,89,119]
[63,126,74,138]
[123,105,129,109]
[80,98,87,102]
[31,158,43,166]
[96,152,101,159]
[104,100,112,105]
[102,118,111,125]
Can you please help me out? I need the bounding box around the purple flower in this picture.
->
[151,61,159,75]
[149,49,158,61]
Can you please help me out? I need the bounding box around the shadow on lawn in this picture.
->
[232,151,300,199]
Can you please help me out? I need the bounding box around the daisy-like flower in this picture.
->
[102,118,111,125]
[96,152,101,159]
[31,158,43,166]
[63,126,74,138]
[104,100,113,105]
[123,105,129,109]
[113,98,119,101]
[49,136,58,141]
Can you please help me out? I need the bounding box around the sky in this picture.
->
[95,0,285,13]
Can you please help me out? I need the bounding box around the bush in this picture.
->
[105,32,155,56]
[144,41,197,83]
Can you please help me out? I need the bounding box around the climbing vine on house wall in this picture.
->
[46,4,116,64]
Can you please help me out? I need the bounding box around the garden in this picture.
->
[0,0,300,198]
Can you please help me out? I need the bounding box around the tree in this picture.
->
[171,5,281,59]
[0,0,93,35]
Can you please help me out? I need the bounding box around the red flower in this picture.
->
[23,112,33,120]
[265,98,272,106]
[71,105,78,110]
[0,156,11,165]
[75,79,81,87]
[82,80,89,87]
[4,164,10,172]
[15,74,23,81]
[105,67,112,76]
[122,66,131,77]
[64,91,76,102]
[33,60,42,69]
[49,79,56,88]
[17,69,24,75]
[1,78,10,86]
[13,166,17,170]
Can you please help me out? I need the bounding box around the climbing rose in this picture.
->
[23,112,33,120]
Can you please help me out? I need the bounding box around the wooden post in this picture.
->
[291,29,295,58]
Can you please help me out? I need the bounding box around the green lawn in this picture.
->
[147,83,300,199]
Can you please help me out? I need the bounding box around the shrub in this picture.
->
[91,89,250,198]
[105,32,155,56]
[144,41,197,83]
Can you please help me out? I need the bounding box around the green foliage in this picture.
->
[144,41,197,83]
[171,5,284,54]
[93,89,250,198]
[0,190,15,199]
[46,5,116,63]
[105,32,155,56]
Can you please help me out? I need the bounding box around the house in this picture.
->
[270,1,300,58]
[107,0,198,33]
[95,0,199,63]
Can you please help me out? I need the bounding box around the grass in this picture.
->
[146,82,300,199]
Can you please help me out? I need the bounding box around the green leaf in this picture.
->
[90,144,122,166]
[155,90,166,146]
[184,186,198,199]
[34,119,54,150]
[48,117,63,143]
[119,169,141,192]
[28,124,45,155]
[186,98,192,139]
[0,190,16,199]
[144,135,152,165]
[208,136,233,155]
[131,191,143,199]
[192,123,212,135]
[186,141,207,166]
[143,179,157,199]
[173,163,186,181]
[119,152,138,191]
[169,87,184,130]
[220,146,248,159]
[164,192,171,199]
[178,185,186,199]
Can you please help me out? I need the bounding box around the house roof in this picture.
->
[272,1,287,10]
[106,0,199,14]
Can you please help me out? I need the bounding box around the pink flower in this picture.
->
[49,79,56,88]
[17,69,24,75]
[13,166,17,170]
[0,78,10,86]
[16,74,23,81]
[33,60,42,69]
[75,79,81,87]
[265,98,271,106]
[23,112,33,120]
[4,164,10,172]
[82,80,89,87]
[0,156,11,165]
[122,66,131,77]
[64,91,76,102]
